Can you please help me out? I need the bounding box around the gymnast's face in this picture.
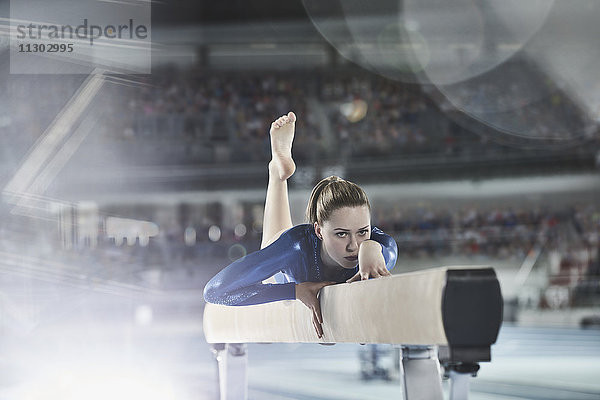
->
[315,206,371,270]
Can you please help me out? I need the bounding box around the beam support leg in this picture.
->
[211,343,248,400]
[446,363,480,400]
[449,370,470,400]
[400,346,444,400]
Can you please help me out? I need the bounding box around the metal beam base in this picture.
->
[210,343,479,400]
[445,362,480,400]
[211,343,248,400]
[400,346,444,400]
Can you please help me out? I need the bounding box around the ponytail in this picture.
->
[305,176,370,224]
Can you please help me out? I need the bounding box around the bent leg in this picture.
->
[261,112,296,249]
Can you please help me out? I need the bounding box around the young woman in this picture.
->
[204,112,398,338]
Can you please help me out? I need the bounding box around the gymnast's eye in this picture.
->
[335,232,348,238]
[358,229,369,236]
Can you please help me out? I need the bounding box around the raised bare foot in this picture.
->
[269,111,296,180]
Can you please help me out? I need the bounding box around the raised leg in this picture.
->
[261,112,297,249]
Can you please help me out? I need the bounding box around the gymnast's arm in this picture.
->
[370,226,398,271]
[348,227,398,282]
[203,229,301,306]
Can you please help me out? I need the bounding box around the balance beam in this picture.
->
[204,266,502,359]
[203,266,503,400]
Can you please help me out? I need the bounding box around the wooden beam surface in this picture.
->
[204,266,491,345]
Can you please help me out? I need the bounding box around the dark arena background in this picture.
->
[0,0,599,399]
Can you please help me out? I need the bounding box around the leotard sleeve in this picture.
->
[203,227,304,306]
[371,226,398,271]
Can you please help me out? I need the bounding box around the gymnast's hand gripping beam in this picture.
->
[203,266,503,400]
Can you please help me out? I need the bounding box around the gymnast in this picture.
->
[203,112,398,338]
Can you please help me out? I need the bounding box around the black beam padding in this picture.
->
[449,346,491,363]
[441,268,503,361]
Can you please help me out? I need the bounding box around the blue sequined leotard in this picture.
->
[203,224,398,306]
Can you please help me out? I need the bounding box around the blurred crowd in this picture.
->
[102,201,595,268]
[3,60,598,172]
[101,68,322,165]
[320,71,445,159]
[430,60,593,143]
[373,204,557,260]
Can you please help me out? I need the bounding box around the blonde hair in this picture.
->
[305,176,371,224]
